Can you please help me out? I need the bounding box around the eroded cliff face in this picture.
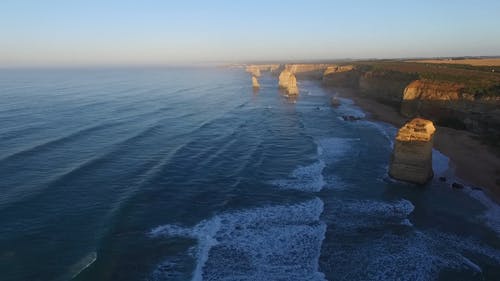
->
[359,71,418,105]
[322,65,358,87]
[285,64,332,79]
[246,64,281,77]
[279,70,299,95]
[400,80,500,134]
[403,80,464,101]
[389,118,436,184]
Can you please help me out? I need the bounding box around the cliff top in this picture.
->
[396,118,436,142]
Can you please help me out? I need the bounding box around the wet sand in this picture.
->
[331,87,500,202]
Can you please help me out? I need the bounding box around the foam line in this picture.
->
[149,198,326,281]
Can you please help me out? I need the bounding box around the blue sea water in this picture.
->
[0,67,499,281]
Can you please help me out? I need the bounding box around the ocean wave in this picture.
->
[149,198,326,281]
[320,198,500,280]
[270,137,354,192]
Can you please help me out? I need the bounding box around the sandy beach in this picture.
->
[329,87,500,202]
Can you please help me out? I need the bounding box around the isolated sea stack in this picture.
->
[389,118,436,184]
[278,69,299,95]
[252,76,260,89]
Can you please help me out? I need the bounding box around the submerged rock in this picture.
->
[252,76,260,89]
[278,69,299,95]
[389,118,436,184]
[330,96,340,107]
[451,182,464,189]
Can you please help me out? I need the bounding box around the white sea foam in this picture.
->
[149,198,327,281]
[322,199,416,230]
[361,121,397,148]
[323,230,500,281]
[466,187,500,237]
[270,138,353,192]
[320,199,500,280]
[270,160,326,192]
[336,97,366,119]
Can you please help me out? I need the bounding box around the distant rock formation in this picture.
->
[323,65,354,76]
[389,118,436,184]
[246,65,261,77]
[252,76,260,89]
[322,65,358,87]
[246,64,281,77]
[279,70,299,95]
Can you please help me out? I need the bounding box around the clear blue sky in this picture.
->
[1,0,500,66]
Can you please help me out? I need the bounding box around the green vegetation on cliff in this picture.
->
[354,61,500,98]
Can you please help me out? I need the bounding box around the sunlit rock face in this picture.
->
[403,80,464,101]
[278,70,299,95]
[389,118,436,184]
[246,65,261,77]
[252,76,260,89]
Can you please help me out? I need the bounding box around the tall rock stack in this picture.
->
[252,76,260,89]
[389,118,436,184]
[278,69,299,95]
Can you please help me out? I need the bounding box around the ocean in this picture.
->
[0,67,499,281]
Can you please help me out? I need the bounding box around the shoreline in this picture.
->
[325,87,500,203]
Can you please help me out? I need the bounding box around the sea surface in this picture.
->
[0,67,499,281]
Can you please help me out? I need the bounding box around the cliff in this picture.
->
[403,80,464,101]
[389,118,436,184]
[246,64,281,76]
[285,64,332,79]
[322,65,358,88]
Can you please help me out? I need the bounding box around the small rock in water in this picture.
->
[451,182,464,189]
[331,97,340,107]
[439,176,447,182]
[341,115,362,121]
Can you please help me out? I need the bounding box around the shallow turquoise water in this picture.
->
[0,67,498,281]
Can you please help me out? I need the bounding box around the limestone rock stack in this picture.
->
[389,118,436,184]
[252,76,260,89]
[278,70,299,95]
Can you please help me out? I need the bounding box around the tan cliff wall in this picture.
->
[246,64,281,76]
[358,71,417,105]
[285,64,332,79]
[401,80,500,134]
[321,67,500,135]
[322,65,358,88]
[322,67,417,106]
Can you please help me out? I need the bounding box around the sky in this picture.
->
[1,0,500,67]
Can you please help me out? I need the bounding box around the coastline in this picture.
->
[327,87,500,203]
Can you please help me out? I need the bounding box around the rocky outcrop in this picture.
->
[285,64,332,79]
[389,118,436,184]
[322,65,358,87]
[252,76,260,89]
[403,80,464,101]
[246,65,261,77]
[323,65,354,76]
[246,64,281,77]
[359,71,418,106]
[279,70,299,95]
